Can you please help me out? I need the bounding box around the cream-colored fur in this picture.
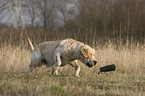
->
[28,38,97,77]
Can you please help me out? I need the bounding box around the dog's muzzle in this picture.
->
[87,63,93,67]
[94,60,97,66]
[86,60,97,68]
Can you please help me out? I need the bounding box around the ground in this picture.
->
[0,41,144,96]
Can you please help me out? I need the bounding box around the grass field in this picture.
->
[0,30,145,96]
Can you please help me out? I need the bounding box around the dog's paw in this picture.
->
[52,71,59,76]
[75,75,80,77]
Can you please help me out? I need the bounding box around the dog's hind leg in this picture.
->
[69,60,80,77]
[52,53,61,75]
[29,51,42,75]
[29,64,35,75]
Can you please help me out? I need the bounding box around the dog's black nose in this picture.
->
[94,60,97,65]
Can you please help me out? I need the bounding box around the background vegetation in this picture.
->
[0,29,144,96]
[0,0,145,96]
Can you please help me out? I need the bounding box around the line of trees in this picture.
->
[0,0,77,30]
[0,0,145,34]
[65,0,145,34]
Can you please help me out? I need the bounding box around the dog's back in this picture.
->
[34,41,60,64]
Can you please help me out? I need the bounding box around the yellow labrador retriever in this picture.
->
[27,38,97,77]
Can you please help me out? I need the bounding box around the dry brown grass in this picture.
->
[0,38,144,95]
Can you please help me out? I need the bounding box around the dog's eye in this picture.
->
[88,53,93,58]
[91,53,93,56]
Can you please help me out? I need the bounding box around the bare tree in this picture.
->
[0,0,25,29]
[0,0,9,25]
[8,0,12,27]
[57,0,78,25]
[24,0,40,28]
[36,0,57,30]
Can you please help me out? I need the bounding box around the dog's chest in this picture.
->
[60,53,76,65]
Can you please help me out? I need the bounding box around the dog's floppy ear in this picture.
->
[81,48,91,58]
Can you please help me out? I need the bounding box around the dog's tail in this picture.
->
[27,37,34,52]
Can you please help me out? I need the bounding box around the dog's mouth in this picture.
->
[86,63,93,68]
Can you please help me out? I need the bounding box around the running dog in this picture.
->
[27,38,97,77]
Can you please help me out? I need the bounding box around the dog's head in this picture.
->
[79,45,97,68]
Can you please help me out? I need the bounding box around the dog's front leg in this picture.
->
[52,53,61,75]
[69,60,80,77]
